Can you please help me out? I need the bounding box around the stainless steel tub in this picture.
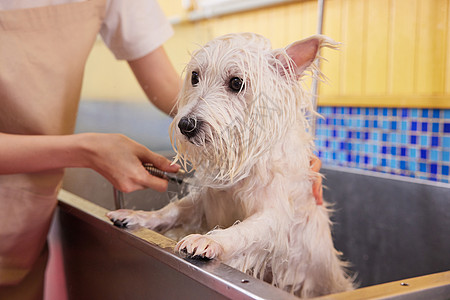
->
[56,165,450,299]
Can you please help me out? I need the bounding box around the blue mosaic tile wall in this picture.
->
[315,107,450,184]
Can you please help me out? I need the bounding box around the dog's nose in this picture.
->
[178,117,202,138]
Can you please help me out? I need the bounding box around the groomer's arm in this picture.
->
[0,132,178,192]
[128,46,182,116]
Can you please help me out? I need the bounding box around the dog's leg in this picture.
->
[106,194,202,232]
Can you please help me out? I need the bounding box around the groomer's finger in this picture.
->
[144,176,169,193]
[310,155,323,205]
[115,168,169,193]
[138,167,170,193]
[311,154,322,172]
[312,175,323,205]
[140,150,180,173]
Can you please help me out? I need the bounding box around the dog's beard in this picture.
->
[172,121,258,188]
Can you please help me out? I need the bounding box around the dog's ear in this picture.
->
[275,35,337,79]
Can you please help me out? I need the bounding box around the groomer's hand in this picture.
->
[78,133,179,193]
[311,155,323,205]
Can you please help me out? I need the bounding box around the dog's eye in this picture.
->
[229,77,244,92]
[191,71,199,86]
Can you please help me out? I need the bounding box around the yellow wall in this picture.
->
[320,0,449,108]
[82,41,145,101]
[82,0,450,108]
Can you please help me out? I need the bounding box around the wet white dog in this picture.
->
[108,33,354,297]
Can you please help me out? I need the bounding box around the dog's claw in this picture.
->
[178,246,211,260]
[107,209,145,229]
[175,234,223,260]
[113,219,128,228]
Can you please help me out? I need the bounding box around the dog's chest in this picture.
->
[202,189,245,229]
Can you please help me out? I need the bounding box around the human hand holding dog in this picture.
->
[77,133,180,193]
[0,132,179,193]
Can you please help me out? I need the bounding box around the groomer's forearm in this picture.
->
[0,133,88,174]
[128,46,182,116]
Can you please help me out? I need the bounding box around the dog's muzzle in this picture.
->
[178,116,203,139]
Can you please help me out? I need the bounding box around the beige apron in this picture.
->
[0,0,106,290]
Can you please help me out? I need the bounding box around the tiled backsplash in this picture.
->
[315,107,450,184]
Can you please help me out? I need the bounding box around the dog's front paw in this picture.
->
[106,209,152,229]
[175,234,224,259]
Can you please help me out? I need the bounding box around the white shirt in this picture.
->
[0,0,174,60]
